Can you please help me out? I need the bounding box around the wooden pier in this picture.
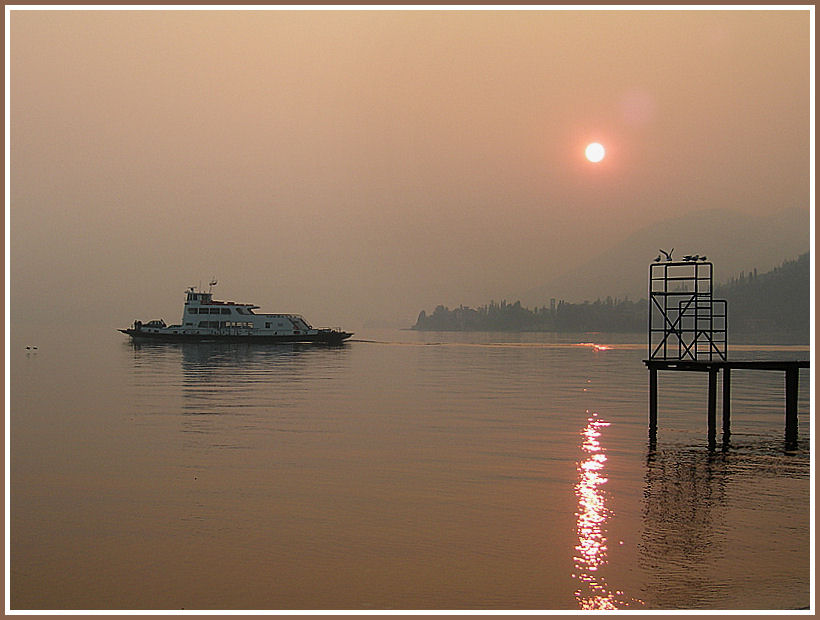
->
[644,359,810,448]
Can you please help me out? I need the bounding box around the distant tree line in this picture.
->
[412,253,809,342]
[413,297,646,332]
[715,252,808,343]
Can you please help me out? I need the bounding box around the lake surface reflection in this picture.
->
[573,412,644,610]
[10,327,810,610]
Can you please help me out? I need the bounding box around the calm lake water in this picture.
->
[10,326,811,610]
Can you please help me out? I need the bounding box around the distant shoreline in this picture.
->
[410,254,809,345]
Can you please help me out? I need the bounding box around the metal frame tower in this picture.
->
[648,261,727,361]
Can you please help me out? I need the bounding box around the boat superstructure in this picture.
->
[120,287,352,344]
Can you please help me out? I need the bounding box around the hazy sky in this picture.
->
[9,8,811,329]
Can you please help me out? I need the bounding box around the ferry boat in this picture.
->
[120,286,353,344]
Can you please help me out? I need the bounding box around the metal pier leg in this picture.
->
[785,367,799,448]
[708,368,717,449]
[722,367,731,439]
[649,367,658,440]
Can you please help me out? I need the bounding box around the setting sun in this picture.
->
[585,142,606,163]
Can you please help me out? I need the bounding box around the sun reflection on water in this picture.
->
[572,411,643,610]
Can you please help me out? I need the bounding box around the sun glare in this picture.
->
[585,142,606,163]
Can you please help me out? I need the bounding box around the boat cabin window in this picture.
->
[198,321,226,328]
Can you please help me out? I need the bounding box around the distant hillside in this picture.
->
[516,207,808,306]
[715,253,809,343]
[413,253,810,343]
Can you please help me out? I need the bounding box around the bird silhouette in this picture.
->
[700,256,708,261]
[653,255,661,262]
[682,254,694,262]
[659,248,674,261]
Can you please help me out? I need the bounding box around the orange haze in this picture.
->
[9,9,811,329]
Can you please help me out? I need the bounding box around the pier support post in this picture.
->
[722,368,731,438]
[707,368,718,447]
[649,366,658,437]
[644,359,808,450]
[785,367,799,447]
